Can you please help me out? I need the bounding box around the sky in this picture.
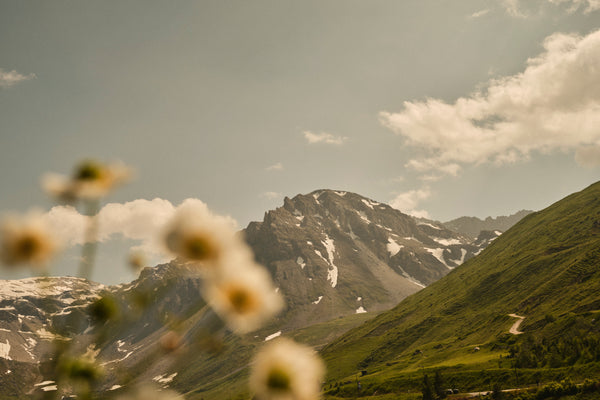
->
[1,0,599,284]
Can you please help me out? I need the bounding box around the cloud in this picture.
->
[500,0,600,16]
[266,162,284,171]
[548,0,600,13]
[380,29,600,176]
[303,131,348,145]
[389,188,431,219]
[468,9,491,18]
[260,191,282,200]
[41,198,238,258]
[0,68,36,88]
[502,0,527,17]
[419,174,443,182]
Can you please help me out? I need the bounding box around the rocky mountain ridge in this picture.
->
[443,209,533,239]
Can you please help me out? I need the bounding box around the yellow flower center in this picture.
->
[183,234,219,261]
[75,161,104,181]
[227,286,258,314]
[16,235,40,259]
[266,367,291,391]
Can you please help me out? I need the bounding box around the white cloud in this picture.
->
[468,9,491,18]
[303,131,348,145]
[41,198,238,258]
[502,0,527,17]
[0,68,35,88]
[419,174,443,182]
[260,191,282,200]
[389,188,431,219]
[548,0,600,13]
[500,0,600,16]
[380,29,600,175]
[266,162,284,171]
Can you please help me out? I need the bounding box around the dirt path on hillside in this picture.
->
[508,313,525,335]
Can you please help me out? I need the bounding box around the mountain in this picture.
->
[443,209,533,239]
[0,189,500,398]
[245,189,489,330]
[0,263,208,397]
[320,181,600,396]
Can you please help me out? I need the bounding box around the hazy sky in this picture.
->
[1,1,599,283]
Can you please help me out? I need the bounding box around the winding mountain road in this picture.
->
[508,313,525,335]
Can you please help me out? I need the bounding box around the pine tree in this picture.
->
[421,374,434,400]
[434,370,446,399]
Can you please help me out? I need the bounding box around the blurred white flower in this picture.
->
[161,199,247,271]
[250,338,325,400]
[0,211,59,267]
[159,330,184,354]
[116,384,183,400]
[127,249,147,272]
[204,259,283,333]
[42,159,132,201]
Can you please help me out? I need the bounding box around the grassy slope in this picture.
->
[320,181,600,394]
[176,312,375,400]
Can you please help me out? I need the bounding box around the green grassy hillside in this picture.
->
[174,312,375,400]
[320,181,600,397]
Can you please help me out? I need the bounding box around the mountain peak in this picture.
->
[244,189,492,330]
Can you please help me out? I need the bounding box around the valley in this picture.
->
[0,185,596,399]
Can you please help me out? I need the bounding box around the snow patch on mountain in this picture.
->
[406,276,426,288]
[0,277,104,307]
[356,211,371,224]
[377,224,393,232]
[404,236,422,244]
[356,306,367,314]
[153,372,177,385]
[449,249,468,265]
[322,235,339,288]
[0,340,11,359]
[36,327,55,340]
[296,257,306,269]
[312,191,324,204]
[314,250,326,262]
[433,237,462,246]
[34,381,55,387]
[427,248,452,269]
[386,237,403,257]
[418,222,442,230]
[265,331,282,341]
[312,296,323,305]
[347,224,358,240]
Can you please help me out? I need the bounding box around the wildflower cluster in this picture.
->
[0,160,326,400]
